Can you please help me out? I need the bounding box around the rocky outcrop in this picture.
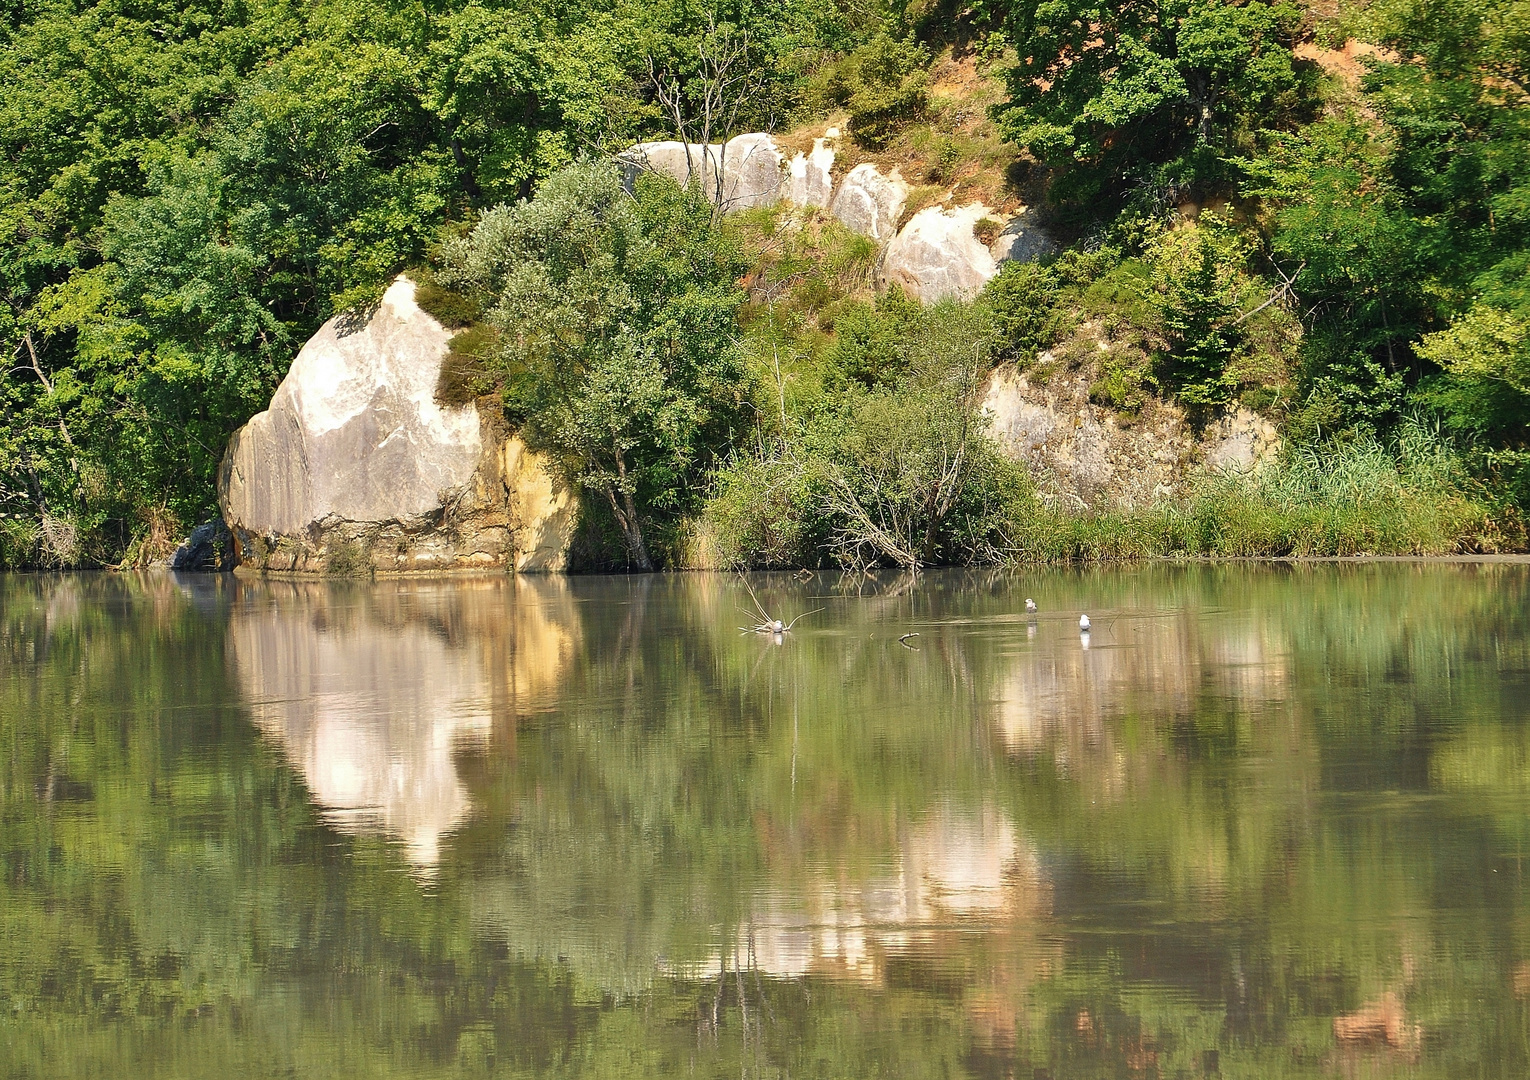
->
[170,520,236,572]
[620,129,1062,302]
[982,363,1280,508]
[830,163,908,242]
[880,203,999,303]
[219,277,577,573]
[991,208,1058,265]
[787,134,836,209]
[621,134,785,211]
[1202,408,1281,472]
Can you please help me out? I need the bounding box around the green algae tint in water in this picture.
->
[3,565,1530,1079]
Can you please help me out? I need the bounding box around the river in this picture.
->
[3,563,1528,1078]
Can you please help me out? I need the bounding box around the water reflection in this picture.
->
[4,564,1530,1079]
[740,805,1051,983]
[993,607,1290,761]
[229,576,579,866]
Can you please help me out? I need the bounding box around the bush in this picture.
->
[810,34,929,149]
[810,384,1034,568]
[822,288,920,388]
[1005,420,1516,561]
[703,451,827,569]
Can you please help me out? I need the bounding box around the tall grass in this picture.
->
[1007,421,1519,562]
[700,421,1520,568]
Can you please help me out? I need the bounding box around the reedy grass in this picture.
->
[1007,421,1519,562]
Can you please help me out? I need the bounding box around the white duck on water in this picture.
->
[1025,598,1038,614]
[1079,614,1091,632]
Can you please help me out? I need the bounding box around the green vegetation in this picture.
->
[436,164,750,568]
[1,0,1526,568]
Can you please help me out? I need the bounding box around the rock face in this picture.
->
[991,208,1058,265]
[170,520,236,572]
[830,163,908,242]
[621,134,785,211]
[982,363,1280,508]
[1202,408,1281,472]
[880,203,999,303]
[621,129,1063,302]
[219,277,576,573]
[787,135,836,209]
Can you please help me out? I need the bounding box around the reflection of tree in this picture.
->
[4,566,1530,1079]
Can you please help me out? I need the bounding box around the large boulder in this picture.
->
[830,163,907,241]
[621,134,785,211]
[787,135,836,209]
[219,277,576,573]
[879,203,999,303]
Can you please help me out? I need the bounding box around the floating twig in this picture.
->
[737,574,823,635]
[899,632,920,649]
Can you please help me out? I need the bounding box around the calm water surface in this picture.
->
[3,565,1530,1078]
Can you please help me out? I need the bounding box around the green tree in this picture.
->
[440,162,750,569]
[994,0,1308,205]
[1417,305,1530,444]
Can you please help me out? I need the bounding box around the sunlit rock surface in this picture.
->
[787,134,836,208]
[880,202,999,302]
[621,134,785,211]
[230,577,579,868]
[219,277,576,573]
[990,207,1057,264]
[982,364,1281,507]
[830,163,908,242]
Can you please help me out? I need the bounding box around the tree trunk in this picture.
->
[605,447,653,571]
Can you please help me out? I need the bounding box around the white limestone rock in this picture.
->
[621,133,786,212]
[787,136,836,209]
[982,362,1281,507]
[219,276,576,573]
[991,207,1058,265]
[830,163,907,241]
[880,203,999,303]
[1201,408,1281,472]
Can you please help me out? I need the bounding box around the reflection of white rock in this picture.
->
[692,806,1046,985]
[992,609,1289,764]
[235,599,489,866]
[231,578,577,868]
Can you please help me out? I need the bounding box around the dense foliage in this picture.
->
[438,164,751,568]
[0,0,858,567]
[1,0,1526,568]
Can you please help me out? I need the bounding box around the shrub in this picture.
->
[810,385,1034,568]
[703,451,826,569]
[810,34,930,149]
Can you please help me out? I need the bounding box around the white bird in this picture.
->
[1025,598,1037,614]
[1079,614,1091,632]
